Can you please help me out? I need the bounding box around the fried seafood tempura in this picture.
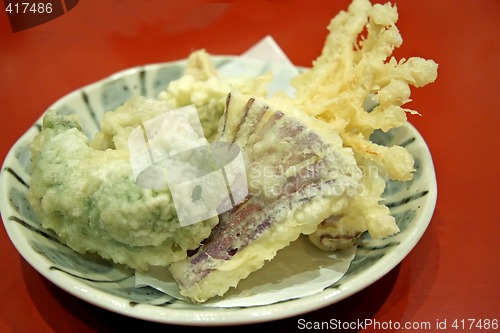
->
[170,93,361,302]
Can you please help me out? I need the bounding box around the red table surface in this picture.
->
[1,0,498,332]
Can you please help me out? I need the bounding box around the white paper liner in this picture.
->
[217,35,299,96]
[135,236,356,307]
[134,36,356,307]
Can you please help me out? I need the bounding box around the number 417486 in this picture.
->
[452,319,498,330]
[5,2,53,14]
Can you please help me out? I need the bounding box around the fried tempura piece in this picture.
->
[274,0,438,250]
[169,93,361,302]
[286,0,438,181]
[309,157,396,251]
[29,104,218,271]
[158,50,272,141]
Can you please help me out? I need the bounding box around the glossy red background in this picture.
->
[1,1,499,332]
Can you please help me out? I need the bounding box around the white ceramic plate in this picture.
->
[0,56,437,326]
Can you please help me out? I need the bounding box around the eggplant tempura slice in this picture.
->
[169,93,362,302]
